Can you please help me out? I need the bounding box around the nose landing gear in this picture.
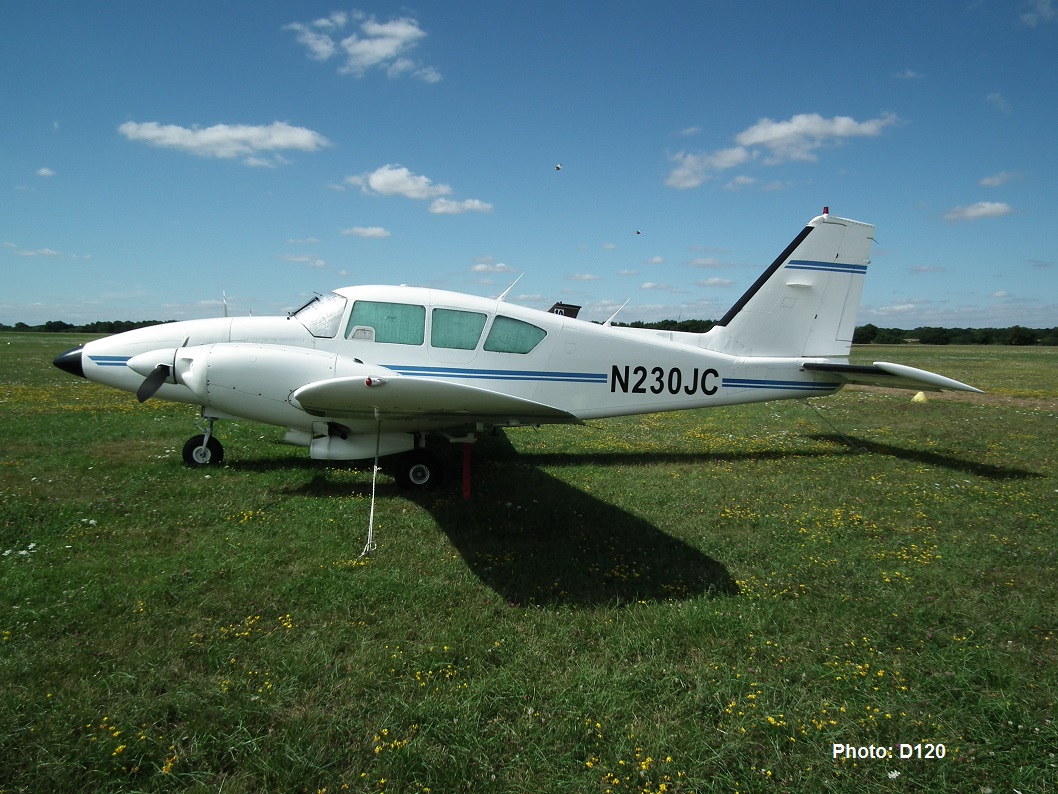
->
[182,419,224,467]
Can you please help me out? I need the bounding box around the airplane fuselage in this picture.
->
[52,213,980,477]
[68,284,842,439]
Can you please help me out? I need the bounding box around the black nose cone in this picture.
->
[53,346,86,379]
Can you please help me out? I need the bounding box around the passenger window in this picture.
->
[431,308,488,350]
[346,301,425,345]
[483,316,547,354]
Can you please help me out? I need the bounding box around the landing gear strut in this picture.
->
[182,419,224,467]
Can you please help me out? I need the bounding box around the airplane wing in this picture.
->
[801,361,983,393]
[290,375,579,423]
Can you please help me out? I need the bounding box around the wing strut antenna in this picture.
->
[603,299,629,327]
[497,273,523,302]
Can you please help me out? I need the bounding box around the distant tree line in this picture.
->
[3,318,1056,345]
[616,320,1058,345]
[851,324,1057,346]
[0,320,173,334]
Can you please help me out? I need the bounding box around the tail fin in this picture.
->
[705,212,874,358]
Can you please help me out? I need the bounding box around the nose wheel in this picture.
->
[182,420,224,467]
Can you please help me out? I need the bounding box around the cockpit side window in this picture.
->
[345,300,426,345]
[483,315,547,354]
[292,293,348,338]
[431,308,488,350]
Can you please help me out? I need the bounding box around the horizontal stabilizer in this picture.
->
[291,375,578,422]
[801,361,983,393]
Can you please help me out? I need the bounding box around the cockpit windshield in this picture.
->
[291,292,348,338]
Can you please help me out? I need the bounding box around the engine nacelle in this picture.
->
[309,431,414,461]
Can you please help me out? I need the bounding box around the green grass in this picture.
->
[2,334,1056,793]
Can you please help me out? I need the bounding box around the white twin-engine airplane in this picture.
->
[54,211,981,489]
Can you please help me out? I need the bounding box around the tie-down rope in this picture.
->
[358,408,382,559]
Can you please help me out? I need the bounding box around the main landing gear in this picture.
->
[182,419,224,467]
[394,448,442,491]
[177,420,453,494]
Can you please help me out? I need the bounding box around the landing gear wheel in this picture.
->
[182,434,224,467]
[396,449,442,490]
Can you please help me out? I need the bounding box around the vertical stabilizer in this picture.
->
[705,213,874,358]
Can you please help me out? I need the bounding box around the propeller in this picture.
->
[137,364,172,403]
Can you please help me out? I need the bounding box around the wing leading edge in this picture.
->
[801,361,983,393]
[291,375,579,423]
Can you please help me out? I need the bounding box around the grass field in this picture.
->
[2,334,1055,793]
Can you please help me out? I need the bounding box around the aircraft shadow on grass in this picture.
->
[263,432,738,608]
[808,434,1042,481]
[432,434,740,607]
[236,425,1034,605]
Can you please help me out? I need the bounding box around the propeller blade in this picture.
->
[137,364,171,403]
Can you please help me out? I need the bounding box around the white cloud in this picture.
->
[286,22,338,60]
[37,167,55,177]
[667,112,897,189]
[735,112,898,164]
[724,175,756,190]
[986,92,1011,113]
[943,202,1013,222]
[280,255,326,268]
[17,248,62,257]
[688,257,728,268]
[348,164,451,199]
[567,273,601,282]
[286,12,441,82]
[697,277,734,287]
[341,226,391,238]
[118,121,329,166]
[347,166,490,215]
[1020,0,1056,26]
[894,68,923,79]
[666,146,753,189]
[990,291,1011,299]
[470,261,516,273]
[429,198,493,215]
[980,171,1017,187]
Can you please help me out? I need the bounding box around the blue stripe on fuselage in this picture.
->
[88,355,131,367]
[386,364,607,384]
[722,377,839,391]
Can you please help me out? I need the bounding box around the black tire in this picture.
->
[182,434,224,467]
[395,449,442,490]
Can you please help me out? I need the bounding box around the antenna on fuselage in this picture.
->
[222,291,229,318]
[497,273,523,302]
[603,299,629,327]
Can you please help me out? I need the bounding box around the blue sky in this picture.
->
[3,1,1056,328]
